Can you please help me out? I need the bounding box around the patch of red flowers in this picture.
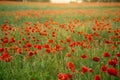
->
[58,73,72,80]
[108,57,118,67]
[0,52,11,62]
[107,67,118,77]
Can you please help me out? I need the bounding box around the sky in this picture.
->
[51,0,82,3]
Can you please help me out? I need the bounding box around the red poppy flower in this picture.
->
[28,51,34,56]
[37,44,42,50]
[104,52,110,57]
[108,57,118,67]
[94,75,101,80]
[67,62,75,72]
[116,52,120,57]
[0,48,4,53]
[81,54,87,59]
[45,48,51,53]
[44,44,50,49]
[66,37,72,43]
[1,36,9,43]
[89,68,93,73]
[25,43,32,48]
[71,49,75,53]
[11,37,16,43]
[88,35,93,42]
[34,44,42,50]
[100,64,107,72]
[107,68,118,77]
[0,52,11,62]
[66,53,71,57]
[58,73,72,80]
[69,42,76,48]
[22,38,26,41]
[17,48,22,54]
[92,56,100,62]
[81,66,89,74]
[48,39,54,43]
[54,44,61,51]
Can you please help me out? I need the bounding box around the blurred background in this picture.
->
[0,0,120,3]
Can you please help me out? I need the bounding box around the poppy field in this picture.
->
[0,2,120,80]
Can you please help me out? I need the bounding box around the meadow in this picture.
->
[0,1,120,80]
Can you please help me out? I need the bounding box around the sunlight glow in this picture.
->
[51,0,82,3]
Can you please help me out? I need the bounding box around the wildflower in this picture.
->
[81,66,89,74]
[81,54,87,59]
[89,68,93,73]
[58,73,72,80]
[45,48,51,53]
[10,37,16,43]
[66,53,71,57]
[48,39,54,43]
[103,52,110,57]
[37,44,42,50]
[28,51,34,56]
[67,62,75,72]
[107,68,118,77]
[0,52,11,62]
[108,57,118,67]
[0,48,4,53]
[92,56,100,62]
[1,36,9,43]
[44,44,50,49]
[94,75,101,80]
[25,43,32,48]
[100,64,107,72]
[116,52,120,57]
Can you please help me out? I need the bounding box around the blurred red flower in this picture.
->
[66,53,71,57]
[48,39,54,43]
[0,48,4,53]
[67,62,75,72]
[103,52,110,57]
[81,66,89,74]
[108,57,118,67]
[44,44,50,49]
[107,68,118,77]
[100,64,107,72]
[0,52,11,62]
[1,36,9,43]
[94,75,101,80]
[58,73,72,80]
[45,48,51,53]
[116,52,120,57]
[81,54,87,59]
[28,51,34,56]
[92,56,100,62]
[89,68,93,73]
[25,43,32,48]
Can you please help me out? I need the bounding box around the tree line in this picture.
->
[0,0,120,2]
[79,0,120,2]
[0,0,50,2]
